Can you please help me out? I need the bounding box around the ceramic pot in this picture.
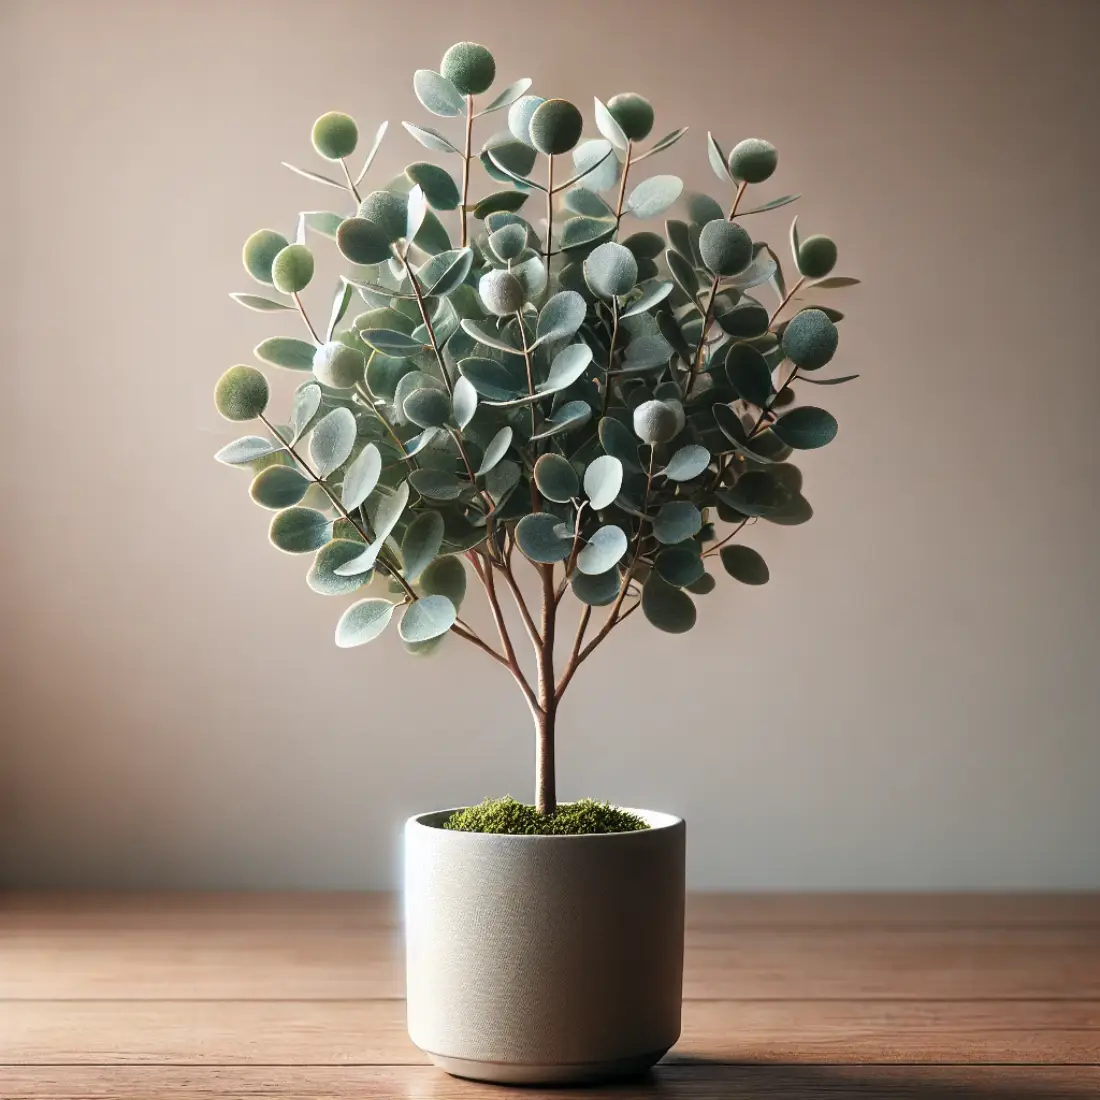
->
[404,807,685,1085]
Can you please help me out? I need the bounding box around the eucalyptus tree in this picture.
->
[215,42,859,815]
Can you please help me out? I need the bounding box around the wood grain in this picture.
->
[2,894,1097,1099]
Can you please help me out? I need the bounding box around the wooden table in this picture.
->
[2,893,1097,1098]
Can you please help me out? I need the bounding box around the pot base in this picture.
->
[426,1048,670,1086]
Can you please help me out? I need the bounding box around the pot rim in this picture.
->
[406,806,683,837]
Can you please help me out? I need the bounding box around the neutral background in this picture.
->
[2,0,1098,890]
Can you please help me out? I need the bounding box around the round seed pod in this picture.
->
[797,234,838,279]
[242,229,289,285]
[727,138,778,184]
[698,219,753,276]
[214,365,269,422]
[270,244,315,294]
[584,241,638,298]
[313,341,366,389]
[440,42,496,95]
[508,95,546,146]
[781,308,839,371]
[633,399,681,445]
[311,111,358,160]
[358,190,407,244]
[529,98,584,156]
[607,93,654,142]
[478,269,526,316]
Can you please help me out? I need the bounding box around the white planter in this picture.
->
[404,807,686,1085]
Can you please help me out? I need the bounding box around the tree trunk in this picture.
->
[535,703,556,816]
[535,563,557,816]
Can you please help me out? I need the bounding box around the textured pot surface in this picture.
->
[404,807,686,1085]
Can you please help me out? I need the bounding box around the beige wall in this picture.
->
[3,0,1098,889]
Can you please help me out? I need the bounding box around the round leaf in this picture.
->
[584,241,638,298]
[459,357,523,401]
[413,69,464,117]
[420,555,467,607]
[308,540,375,595]
[508,94,546,145]
[529,98,584,156]
[313,341,365,389]
[409,468,464,501]
[599,416,642,470]
[489,223,528,262]
[215,436,276,466]
[534,453,580,503]
[440,41,495,95]
[337,217,392,265]
[478,269,526,316]
[400,594,457,643]
[720,544,769,585]
[404,162,460,210]
[516,512,573,563]
[771,406,838,450]
[797,234,838,279]
[626,175,683,219]
[335,598,396,647]
[243,229,289,285]
[541,342,594,393]
[270,244,314,294]
[403,386,452,429]
[289,383,322,443]
[312,112,358,160]
[535,290,586,346]
[269,507,332,554]
[781,308,839,371]
[250,465,310,509]
[476,426,513,475]
[652,501,701,544]
[656,546,705,587]
[309,407,357,477]
[725,344,774,407]
[571,138,619,192]
[699,219,753,277]
[571,568,621,606]
[452,376,478,429]
[642,573,697,633]
[401,510,445,583]
[576,524,627,575]
[583,454,623,509]
[664,444,710,482]
[214,365,269,422]
[341,442,382,511]
[607,92,654,142]
[255,337,316,371]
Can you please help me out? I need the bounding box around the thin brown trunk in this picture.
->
[535,704,556,816]
[535,564,557,815]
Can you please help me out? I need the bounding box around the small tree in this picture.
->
[214,42,859,816]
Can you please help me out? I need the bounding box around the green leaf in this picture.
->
[472,190,529,219]
[626,175,683,219]
[799,373,860,386]
[584,241,638,299]
[214,365,269,422]
[516,512,573,563]
[656,545,704,587]
[771,406,838,449]
[808,276,861,289]
[300,211,344,239]
[400,594,456,643]
[413,69,464,117]
[214,436,277,465]
[335,598,396,647]
[271,244,314,294]
[459,356,524,401]
[564,187,614,218]
[311,111,358,159]
[720,544,769,585]
[309,407,357,477]
[325,280,354,341]
[571,138,619,192]
[403,386,452,428]
[416,247,473,297]
[707,132,732,183]
[666,249,701,304]
[485,145,544,189]
[718,470,790,516]
[489,223,528,261]
[598,416,642,470]
[341,442,382,510]
[243,229,290,284]
[725,344,774,408]
[250,465,309,509]
[405,184,428,243]
[420,555,467,606]
[359,328,428,355]
[478,77,533,116]
[664,444,710,482]
[229,292,293,313]
[409,468,464,500]
[476,426,513,475]
[402,121,461,155]
[637,126,689,160]
[642,573,696,633]
[686,572,716,595]
[401,510,445,582]
[534,290,587,347]
[571,568,621,606]
[485,458,520,502]
[482,138,538,183]
[622,333,673,371]
[652,501,701,544]
[354,120,390,187]
[620,280,673,319]
[714,295,769,339]
[530,400,592,440]
[289,384,322,443]
[739,194,800,216]
[269,507,332,554]
[337,217,392,265]
[542,342,594,393]
[593,97,628,151]
[583,454,623,509]
[559,216,616,251]
[727,250,778,291]
[308,540,375,595]
[452,376,477,430]
[533,453,580,503]
[687,192,724,226]
[333,482,410,576]
[577,524,627,575]
[281,162,345,189]
[254,337,316,371]
[622,231,666,259]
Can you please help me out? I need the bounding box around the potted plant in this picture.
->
[213,39,857,1085]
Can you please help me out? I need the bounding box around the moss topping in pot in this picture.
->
[443,797,648,835]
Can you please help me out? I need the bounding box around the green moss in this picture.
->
[443,796,649,835]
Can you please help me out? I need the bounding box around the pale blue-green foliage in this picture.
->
[216,38,859,666]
